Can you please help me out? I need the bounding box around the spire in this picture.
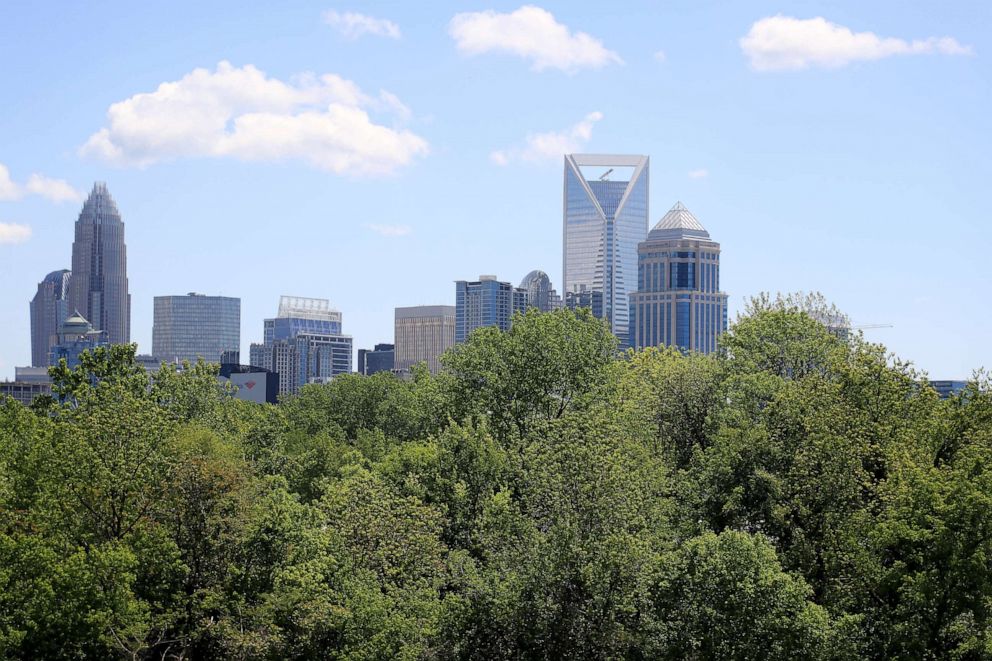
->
[648,201,711,240]
[78,181,122,224]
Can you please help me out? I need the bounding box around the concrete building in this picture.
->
[629,202,728,354]
[394,305,456,374]
[29,269,71,367]
[563,154,649,348]
[152,293,240,364]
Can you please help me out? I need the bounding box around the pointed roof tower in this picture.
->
[648,201,710,241]
[78,182,122,225]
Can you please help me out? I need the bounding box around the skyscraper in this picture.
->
[249,296,352,397]
[67,182,130,345]
[519,270,562,312]
[563,154,649,348]
[455,275,528,343]
[629,202,728,354]
[394,305,456,374]
[29,269,71,367]
[152,293,240,364]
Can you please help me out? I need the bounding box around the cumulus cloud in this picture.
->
[0,163,82,203]
[654,50,667,63]
[80,61,429,176]
[449,6,622,72]
[741,15,973,71]
[323,10,401,39]
[491,112,603,165]
[688,168,709,179]
[0,222,32,245]
[366,223,412,237]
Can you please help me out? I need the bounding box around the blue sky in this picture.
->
[0,0,989,379]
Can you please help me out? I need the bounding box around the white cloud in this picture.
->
[323,10,400,39]
[491,112,604,165]
[0,163,82,203]
[0,222,32,245]
[688,168,709,179]
[741,15,973,71]
[654,50,667,63]
[366,223,412,237]
[449,6,622,72]
[81,61,428,176]
[25,174,84,202]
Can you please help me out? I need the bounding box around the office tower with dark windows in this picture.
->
[629,202,728,354]
[152,293,240,364]
[49,311,109,369]
[930,380,968,399]
[519,270,562,312]
[394,305,456,375]
[358,343,395,375]
[563,154,649,348]
[67,183,130,345]
[249,296,352,397]
[455,275,528,343]
[30,269,71,366]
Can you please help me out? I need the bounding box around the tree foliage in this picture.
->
[1,303,988,659]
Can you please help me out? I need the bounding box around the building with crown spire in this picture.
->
[67,183,130,345]
[563,154,649,348]
[629,202,728,354]
[30,269,71,366]
[49,311,109,369]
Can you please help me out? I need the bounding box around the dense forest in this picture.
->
[1,295,990,659]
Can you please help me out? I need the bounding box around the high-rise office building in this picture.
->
[49,311,109,369]
[29,269,71,366]
[519,270,562,312]
[629,202,728,354]
[152,293,240,364]
[563,154,649,348]
[358,343,395,376]
[394,305,456,374]
[455,275,528,343]
[67,183,130,345]
[249,296,352,397]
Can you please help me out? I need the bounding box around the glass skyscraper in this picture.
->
[152,293,240,364]
[563,154,649,348]
[67,183,130,345]
[455,275,528,343]
[629,202,728,354]
[29,269,71,367]
[358,343,395,375]
[394,305,456,374]
[249,296,352,397]
[519,270,562,312]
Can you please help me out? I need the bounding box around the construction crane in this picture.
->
[599,168,614,181]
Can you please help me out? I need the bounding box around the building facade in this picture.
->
[455,275,527,343]
[30,269,71,367]
[50,311,109,369]
[519,270,562,312]
[563,154,649,348]
[358,343,395,376]
[248,296,352,397]
[152,293,240,365]
[629,202,728,354]
[67,183,130,345]
[394,305,456,374]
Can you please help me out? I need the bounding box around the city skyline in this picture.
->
[0,1,989,379]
